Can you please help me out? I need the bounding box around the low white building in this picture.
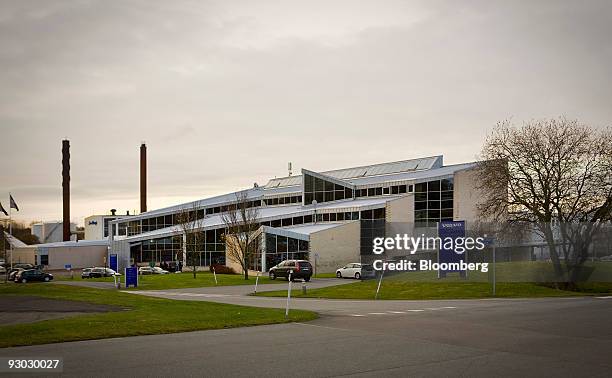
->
[84,211,130,240]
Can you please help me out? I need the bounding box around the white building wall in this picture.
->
[84,216,105,240]
[309,221,361,273]
[453,168,481,223]
[31,222,76,243]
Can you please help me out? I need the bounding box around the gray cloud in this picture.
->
[1,0,611,225]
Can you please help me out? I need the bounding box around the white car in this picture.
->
[139,266,169,275]
[336,263,365,279]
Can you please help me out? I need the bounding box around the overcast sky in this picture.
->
[1,0,611,226]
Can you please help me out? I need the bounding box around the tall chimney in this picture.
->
[140,143,147,213]
[62,139,71,241]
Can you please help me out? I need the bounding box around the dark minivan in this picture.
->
[269,260,312,281]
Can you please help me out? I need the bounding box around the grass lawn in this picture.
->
[255,271,612,300]
[0,283,316,348]
[58,271,283,290]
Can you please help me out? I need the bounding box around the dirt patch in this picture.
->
[0,296,126,325]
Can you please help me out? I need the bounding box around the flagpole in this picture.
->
[8,192,12,274]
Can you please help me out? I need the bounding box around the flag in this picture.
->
[0,202,7,216]
[9,195,19,211]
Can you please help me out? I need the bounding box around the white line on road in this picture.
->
[596,296,612,299]
[407,309,425,312]
[387,311,406,314]
[350,314,366,317]
[368,312,388,315]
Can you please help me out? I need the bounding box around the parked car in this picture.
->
[8,263,35,275]
[138,266,169,275]
[81,267,93,279]
[15,269,53,283]
[269,260,312,281]
[600,255,612,262]
[89,267,117,278]
[0,265,6,274]
[8,268,25,281]
[336,263,374,279]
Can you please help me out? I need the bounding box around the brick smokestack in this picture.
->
[62,139,71,241]
[140,143,147,213]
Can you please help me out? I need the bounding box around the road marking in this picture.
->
[596,296,612,299]
[350,314,366,317]
[407,309,425,312]
[387,311,406,314]
[368,312,388,315]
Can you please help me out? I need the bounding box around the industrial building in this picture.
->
[31,221,77,244]
[108,155,481,274]
[84,210,131,240]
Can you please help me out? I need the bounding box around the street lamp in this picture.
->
[312,200,318,224]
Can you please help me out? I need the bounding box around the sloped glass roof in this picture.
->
[264,156,442,189]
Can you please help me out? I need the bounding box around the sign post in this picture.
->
[254,271,260,294]
[125,266,138,288]
[375,268,385,300]
[437,220,467,279]
[285,270,293,318]
[109,254,118,273]
[483,236,496,296]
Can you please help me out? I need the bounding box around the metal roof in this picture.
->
[264,156,443,189]
[33,239,110,248]
[3,232,28,248]
[348,162,477,186]
[280,222,351,236]
[117,156,472,226]
[120,197,392,243]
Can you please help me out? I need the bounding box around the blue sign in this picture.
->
[125,267,138,288]
[109,254,118,272]
[438,220,466,277]
[64,264,72,270]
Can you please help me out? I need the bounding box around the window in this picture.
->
[40,255,49,265]
[414,178,454,225]
[303,172,354,204]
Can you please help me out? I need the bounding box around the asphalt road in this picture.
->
[2,294,611,377]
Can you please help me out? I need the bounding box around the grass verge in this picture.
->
[254,275,612,300]
[57,271,282,290]
[0,283,316,348]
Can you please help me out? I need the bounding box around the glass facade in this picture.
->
[250,233,309,271]
[130,228,226,266]
[360,208,386,255]
[414,178,453,226]
[303,173,354,205]
[355,184,412,198]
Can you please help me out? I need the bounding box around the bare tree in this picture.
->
[175,202,205,279]
[476,118,612,284]
[222,192,261,280]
